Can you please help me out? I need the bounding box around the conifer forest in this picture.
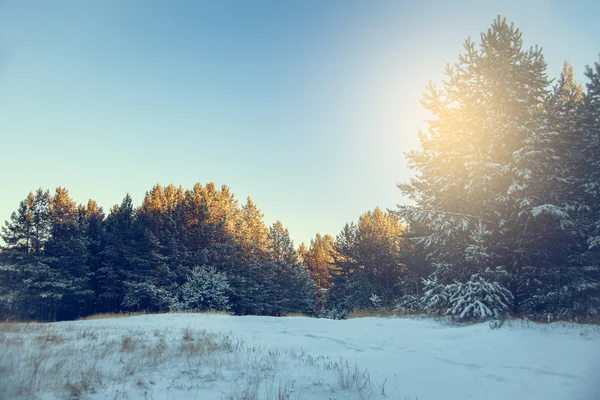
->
[2,17,600,323]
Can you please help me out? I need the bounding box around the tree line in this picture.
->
[1,16,599,322]
[0,184,314,320]
[0,182,408,321]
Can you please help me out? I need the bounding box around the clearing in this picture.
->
[1,314,599,399]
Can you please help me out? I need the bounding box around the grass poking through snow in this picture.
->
[0,321,380,399]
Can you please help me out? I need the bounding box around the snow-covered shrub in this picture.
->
[488,319,504,329]
[444,274,513,320]
[318,307,349,320]
[420,278,451,313]
[421,274,513,320]
[180,266,230,312]
[369,294,382,308]
[394,294,423,314]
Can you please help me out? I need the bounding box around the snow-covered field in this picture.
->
[1,314,599,400]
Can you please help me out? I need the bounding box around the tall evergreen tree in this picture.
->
[1,189,58,320]
[1,189,52,255]
[267,221,296,264]
[327,208,407,311]
[236,197,269,263]
[44,187,93,319]
[81,199,106,314]
[97,194,136,312]
[582,59,600,263]
[301,234,337,290]
[397,17,560,316]
[266,221,315,315]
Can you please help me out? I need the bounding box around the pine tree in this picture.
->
[512,62,600,317]
[1,189,58,320]
[179,265,231,311]
[582,59,600,263]
[302,234,337,290]
[1,189,52,255]
[355,208,407,303]
[131,184,185,311]
[44,187,93,319]
[235,197,269,263]
[327,208,407,311]
[97,194,136,312]
[422,273,513,320]
[267,221,296,263]
[81,199,106,315]
[265,221,315,315]
[1,200,34,256]
[396,16,555,316]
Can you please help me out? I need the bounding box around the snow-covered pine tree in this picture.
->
[582,59,600,263]
[449,274,513,319]
[396,16,552,316]
[573,58,600,317]
[511,61,600,317]
[180,265,230,311]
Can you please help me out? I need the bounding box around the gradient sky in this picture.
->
[1,1,599,246]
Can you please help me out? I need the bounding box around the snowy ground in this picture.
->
[1,314,599,399]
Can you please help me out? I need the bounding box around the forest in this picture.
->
[1,17,599,323]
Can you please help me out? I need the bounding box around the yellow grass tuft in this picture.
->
[347,309,397,319]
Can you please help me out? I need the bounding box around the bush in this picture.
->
[318,307,349,320]
[420,278,451,313]
[179,266,231,312]
[422,274,513,320]
[394,294,422,314]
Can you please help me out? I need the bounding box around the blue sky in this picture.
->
[1,1,599,245]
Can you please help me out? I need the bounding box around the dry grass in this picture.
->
[281,312,312,318]
[77,309,234,321]
[35,332,66,345]
[0,321,42,333]
[120,335,135,352]
[78,312,147,320]
[0,320,380,400]
[186,309,233,316]
[348,309,398,319]
[182,326,194,342]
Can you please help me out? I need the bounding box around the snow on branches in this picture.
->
[180,266,231,312]
[422,274,513,320]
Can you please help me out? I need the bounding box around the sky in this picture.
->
[0,0,599,246]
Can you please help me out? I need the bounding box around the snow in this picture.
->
[2,314,600,400]
[531,204,570,219]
